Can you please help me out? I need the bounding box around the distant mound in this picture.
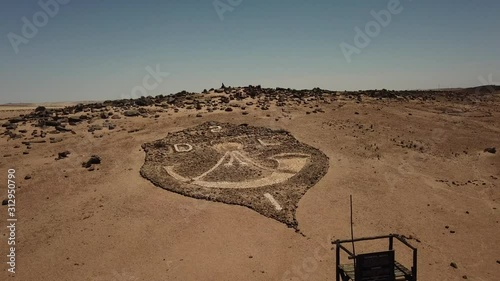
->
[462,85,500,94]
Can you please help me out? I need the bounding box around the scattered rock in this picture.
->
[45,120,61,127]
[49,137,63,144]
[24,175,32,180]
[8,117,26,123]
[68,117,82,124]
[82,155,101,168]
[484,147,496,154]
[56,126,73,133]
[221,96,230,103]
[128,128,141,133]
[35,106,46,112]
[88,124,103,132]
[450,262,458,269]
[57,151,71,160]
[1,199,8,206]
[124,110,141,117]
[5,123,18,130]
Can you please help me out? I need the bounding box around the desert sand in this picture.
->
[0,86,499,281]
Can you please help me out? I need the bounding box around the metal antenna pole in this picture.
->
[350,195,356,266]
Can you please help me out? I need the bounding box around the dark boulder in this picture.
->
[57,151,71,160]
[45,120,61,127]
[484,147,496,154]
[74,103,85,113]
[135,96,154,106]
[35,106,46,112]
[9,117,26,123]
[82,155,101,168]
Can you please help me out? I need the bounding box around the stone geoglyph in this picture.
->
[140,121,329,229]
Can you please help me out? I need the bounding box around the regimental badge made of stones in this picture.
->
[140,122,329,229]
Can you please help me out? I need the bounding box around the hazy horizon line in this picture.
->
[1,83,498,106]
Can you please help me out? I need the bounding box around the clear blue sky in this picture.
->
[1,0,499,103]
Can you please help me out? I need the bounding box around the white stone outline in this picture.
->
[174,144,193,152]
[264,193,283,211]
[164,152,310,189]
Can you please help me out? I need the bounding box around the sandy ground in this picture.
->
[0,95,499,281]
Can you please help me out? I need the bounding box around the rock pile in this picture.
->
[2,85,498,144]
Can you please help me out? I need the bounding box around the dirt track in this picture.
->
[0,88,499,280]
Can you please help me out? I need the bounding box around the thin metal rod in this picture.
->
[333,234,393,244]
[393,235,418,251]
[350,195,356,267]
[337,244,355,258]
